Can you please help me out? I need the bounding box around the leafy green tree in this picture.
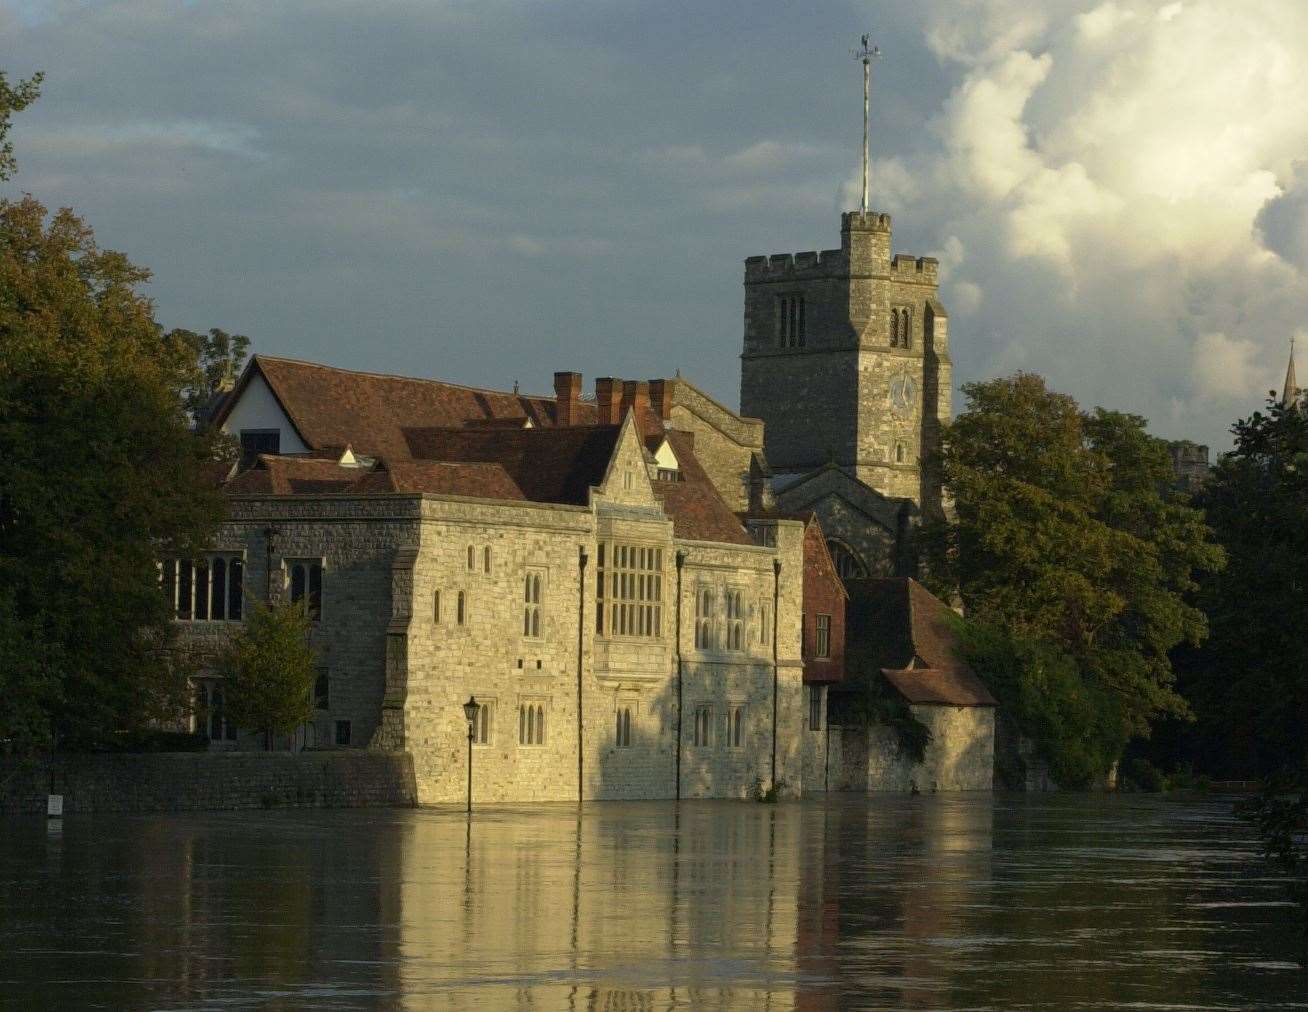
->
[925,373,1223,784]
[0,69,42,182]
[1182,396,1308,776]
[0,196,230,753]
[218,600,317,749]
[166,327,250,424]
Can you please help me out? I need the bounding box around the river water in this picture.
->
[0,794,1303,1009]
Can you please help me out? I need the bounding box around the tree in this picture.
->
[166,327,250,425]
[218,600,317,749]
[1180,396,1308,776]
[0,69,42,182]
[0,196,230,753]
[925,373,1223,784]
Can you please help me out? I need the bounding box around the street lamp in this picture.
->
[462,696,479,814]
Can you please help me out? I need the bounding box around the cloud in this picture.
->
[1191,332,1274,402]
[4,0,1306,452]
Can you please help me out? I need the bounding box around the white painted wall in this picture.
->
[221,372,309,453]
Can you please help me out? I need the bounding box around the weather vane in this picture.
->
[851,34,881,213]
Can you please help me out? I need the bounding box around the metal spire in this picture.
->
[852,34,881,213]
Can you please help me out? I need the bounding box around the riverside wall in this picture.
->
[0,751,416,815]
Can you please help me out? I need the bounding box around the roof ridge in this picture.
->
[253,354,554,402]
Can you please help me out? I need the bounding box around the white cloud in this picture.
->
[1191,332,1273,401]
[889,0,1308,444]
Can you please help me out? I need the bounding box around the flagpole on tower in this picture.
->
[852,34,880,213]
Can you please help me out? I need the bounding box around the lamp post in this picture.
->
[462,696,479,814]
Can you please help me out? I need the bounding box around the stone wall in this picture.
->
[0,751,416,815]
[832,704,995,793]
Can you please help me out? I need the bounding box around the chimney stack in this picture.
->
[621,380,651,423]
[553,371,582,427]
[649,378,673,420]
[595,377,622,425]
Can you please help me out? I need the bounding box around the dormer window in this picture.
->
[239,429,279,464]
[652,438,681,481]
[777,294,806,349]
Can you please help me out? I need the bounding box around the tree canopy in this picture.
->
[0,70,42,183]
[927,373,1224,784]
[0,194,229,752]
[218,600,317,748]
[1177,397,1308,776]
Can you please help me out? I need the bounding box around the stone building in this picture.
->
[740,210,950,579]
[832,578,996,792]
[174,356,848,803]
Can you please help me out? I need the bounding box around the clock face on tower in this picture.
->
[889,373,917,414]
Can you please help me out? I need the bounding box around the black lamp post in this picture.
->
[462,696,479,814]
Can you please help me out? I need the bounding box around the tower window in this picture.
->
[777,294,806,349]
[891,307,914,349]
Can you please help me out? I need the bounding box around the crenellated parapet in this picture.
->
[744,248,846,282]
[890,254,939,283]
[841,210,891,232]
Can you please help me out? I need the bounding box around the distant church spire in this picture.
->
[852,35,880,213]
[1283,336,1300,408]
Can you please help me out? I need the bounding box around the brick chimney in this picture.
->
[595,377,622,425]
[553,371,582,427]
[648,378,673,421]
[621,380,650,423]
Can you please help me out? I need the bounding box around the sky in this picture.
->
[4,0,1307,451]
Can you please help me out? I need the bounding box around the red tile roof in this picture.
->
[401,426,619,506]
[653,431,752,545]
[223,456,363,496]
[844,577,997,707]
[216,355,596,459]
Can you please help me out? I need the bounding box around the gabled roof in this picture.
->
[844,577,996,707]
[653,430,753,545]
[214,355,596,459]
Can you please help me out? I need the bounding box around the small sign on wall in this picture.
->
[47,794,63,817]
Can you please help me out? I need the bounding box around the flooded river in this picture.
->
[0,794,1303,1009]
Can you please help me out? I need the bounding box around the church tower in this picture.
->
[739,210,950,514]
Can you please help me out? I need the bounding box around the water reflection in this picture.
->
[0,796,1303,1009]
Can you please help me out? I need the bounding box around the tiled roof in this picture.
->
[223,456,364,496]
[402,425,619,506]
[653,430,752,545]
[220,355,596,459]
[352,460,525,500]
[882,667,996,707]
[844,577,996,707]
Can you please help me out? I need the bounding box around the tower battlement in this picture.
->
[841,210,891,232]
[744,249,846,281]
[890,255,939,282]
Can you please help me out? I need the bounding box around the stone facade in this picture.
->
[740,211,950,513]
[175,415,822,805]
[830,707,996,793]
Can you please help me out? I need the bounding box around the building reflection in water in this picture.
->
[394,797,996,1010]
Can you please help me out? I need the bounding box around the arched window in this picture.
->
[827,540,868,580]
[524,572,543,637]
[483,546,492,574]
[730,705,744,747]
[890,308,900,348]
[474,701,493,744]
[288,560,322,620]
[694,705,714,747]
[695,587,715,649]
[467,545,475,571]
[433,589,441,624]
[726,590,744,650]
[457,590,466,626]
[902,308,913,349]
[519,703,545,745]
[616,706,632,747]
[313,671,330,711]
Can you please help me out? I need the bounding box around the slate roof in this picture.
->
[215,355,596,459]
[844,577,997,707]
